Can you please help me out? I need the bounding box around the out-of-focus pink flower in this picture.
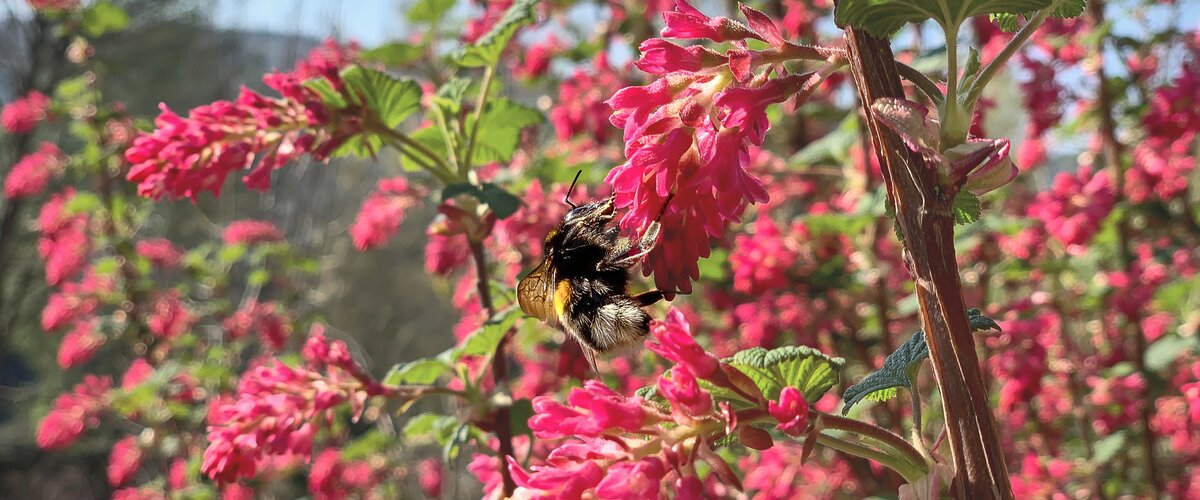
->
[417,458,443,498]
[528,381,652,439]
[222,219,283,246]
[3,142,66,199]
[136,238,183,268]
[221,483,254,500]
[168,459,189,491]
[310,449,342,499]
[464,0,514,43]
[57,319,104,368]
[646,309,721,380]
[424,232,469,276]
[37,190,90,285]
[1,91,51,133]
[550,53,624,144]
[223,300,291,350]
[26,0,79,11]
[36,375,111,450]
[730,216,796,295]
[121,359,155,390]
[350,177,424,251]
[1026,166,1115,252]
[768,386,809,436]
[107,436,143,487]
[147,291,195,340]
[514,35,563,80]
[125,41,361,200]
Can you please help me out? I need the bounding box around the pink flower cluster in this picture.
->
[3,142,66,199]
[108,436,144,487]
[222,299,292,350]
[36,374,111,450]
[550,53,625,145]
[350,177,425,251]
[309,449,387,500]
[1026,166,1115,252]
[1,90,51,133]
[25,0,78,11]
[222,219,284,245]
[202,329,376,483]
[37,189,91,285]
[730,216,797,295]
[125,41,362,200]
[512,309,815,498]
[605,0,849,293]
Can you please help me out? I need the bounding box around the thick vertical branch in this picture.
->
[1087,0,1161,494]
[468,239,517,496]
[843,30,1013,499]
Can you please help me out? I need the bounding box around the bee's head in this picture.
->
[543,197,614,253]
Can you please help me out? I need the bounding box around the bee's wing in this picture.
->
[517,258,556,325]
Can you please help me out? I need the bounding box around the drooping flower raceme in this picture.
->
[606,1,841,293]
[1,90,51,134]
[125,41,362,200]
[3,142,67,199]
[201,329,382,483]
[36,374,112,450]
[350,177,425,251]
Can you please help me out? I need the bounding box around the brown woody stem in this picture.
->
[468,238,517,496]
[843,28,1014,499]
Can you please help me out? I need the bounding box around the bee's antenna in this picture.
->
[563,170,582,209]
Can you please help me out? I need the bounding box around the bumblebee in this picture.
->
[517,174,670,366]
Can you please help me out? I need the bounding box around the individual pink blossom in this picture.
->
[135,238,183,268]
[634,39,727,75]
[1026,166,1116,251]
[125,41,361,200]
[508,456,605,499]
[36,375,111,450]
[528,380,652,439]
[646,309,721,380]
[350,177,424,251]
[3,142,66,199]
[660,0,760,43]
[223,300,291,349]
[1,90,51,133]
[658,366,713,418]
[768,386,809,436]
[222,219,283,245]
[594,457,668,499]
[147,291,195,339]
[121,359,156,390]
[107,436,143,487]
[57,319,104,369]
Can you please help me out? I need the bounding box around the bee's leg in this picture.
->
[599,222,662,271]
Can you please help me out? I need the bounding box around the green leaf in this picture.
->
[953,191,982,225]
[409,0,455,23]
[1145,335,1196,372]
[401,127,448,171]
[842,308,1000,414]
[403,413,452,441]
[340,430,390,461]
[790,114,858,165]
[992,0,1086,32]
[383,358,452,385]
[842,331,928,415]
[469,98,544,165]
[433,77,472,116]
[450,307,519,361]
[303,77,349,110]
[509,398,534,437]
[64,192,102,215]
[697,248,730,282]
[340,66,423,128]
[442,182,480,202]
[456,0,538,67]
[80,1,129,37]
[1093,430,1127,465]
[443,423,472,462]
[803,213,876,237]
[726,345,845,403]
[479,183,523,219]
[835,0,1049,37]
[361,42,425,67]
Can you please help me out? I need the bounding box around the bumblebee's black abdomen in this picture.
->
[562,275,652,352]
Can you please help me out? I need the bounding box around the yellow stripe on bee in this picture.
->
[553,280,571,322]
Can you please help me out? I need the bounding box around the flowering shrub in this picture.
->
[4,0,1200,498]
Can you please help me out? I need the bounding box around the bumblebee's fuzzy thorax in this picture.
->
[518,195,667,361]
